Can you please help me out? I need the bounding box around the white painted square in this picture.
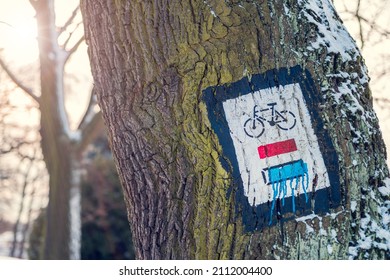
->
[222,83,330,206]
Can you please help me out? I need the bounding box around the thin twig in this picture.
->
[58,6,80,35]
[65,35,85,62]
[355,0,365,49]
[373,97,390,104]
[78,87,97,131]
[0,58,40,103]
[77,111,103,155]
[62,20,83,48]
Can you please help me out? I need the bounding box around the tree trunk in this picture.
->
[1,0,103,260]
[35,0,70,259]
[34,0,84,259]
[81,0,390,259]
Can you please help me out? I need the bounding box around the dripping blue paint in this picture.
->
[202,66,342,232]
[267,160,309,224]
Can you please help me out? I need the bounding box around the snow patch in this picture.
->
[378,178,390,196]
[298,0,358,61]
[380,203,390,225]
[204,0,217,18]
[296,213,319,222]
[283,3,291,17]
[69,166,82,260]
[331,229,337,241]
[351,201,357,212]
[295,211,344,239]
[296,213,319,234]
[298,0,376,143]
[327,244,333,254]
[348,204,390,258]
[348,247,358,259]
[214,0,390,260]
[69,130,82,142]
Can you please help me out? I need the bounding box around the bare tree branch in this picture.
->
[78,87,97,130]
[0,21,12,28]
[0,140,36,154]
[9,154,35,258]
[355,0,365,49]
[17,165,42,259]
[73,86,104,153]
[374,97,390,104]
[58,6,80,35]
[65,35,85,62]
[62,21,83,49]
[0,58,40,103]
[77,111,103,155]
[339,0,390,49]
[356,14,390,37]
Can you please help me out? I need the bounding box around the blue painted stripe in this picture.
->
[268,160,308,184]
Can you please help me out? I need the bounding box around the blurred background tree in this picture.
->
[28,135,135,260]
[0,0,388,259]
[0,0,133,259]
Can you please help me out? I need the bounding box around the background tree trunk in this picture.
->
[1,0,106,259]
[34,0,72,259]
[25,0,102,259]
[81,0,390,259]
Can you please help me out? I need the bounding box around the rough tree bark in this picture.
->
[81,0,390,259]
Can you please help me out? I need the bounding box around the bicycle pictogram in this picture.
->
[243,102,297,138]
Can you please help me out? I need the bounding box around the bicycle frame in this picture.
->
[253,103,287,125]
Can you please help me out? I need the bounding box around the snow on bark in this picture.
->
[48,0,81,142]
[348,179,390,258]
[69,165,81,260]
[298,0,359,61]
[379,178,390,197]
[296,0,390,259]
[47,0,82,258]
[203,0,217,17]
[298,0,375,140]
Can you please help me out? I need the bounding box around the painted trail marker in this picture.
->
[258,139,298,159]
[203,66,341,231]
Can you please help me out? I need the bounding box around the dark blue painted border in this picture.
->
[202,66,341,231]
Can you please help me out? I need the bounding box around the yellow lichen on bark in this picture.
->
[81,0,390,259]
[167,1,262,259]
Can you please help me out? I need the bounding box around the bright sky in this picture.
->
[0,0,91,224]
[0,0,92,129]
[0,1,38,64]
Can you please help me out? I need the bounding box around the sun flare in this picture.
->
[0,20,38,64]
[13,23,37,42]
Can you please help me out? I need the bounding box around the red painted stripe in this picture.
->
[258,139,297,159]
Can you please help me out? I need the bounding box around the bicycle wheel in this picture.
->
[276,110,297,130]
[244,118,265,138]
